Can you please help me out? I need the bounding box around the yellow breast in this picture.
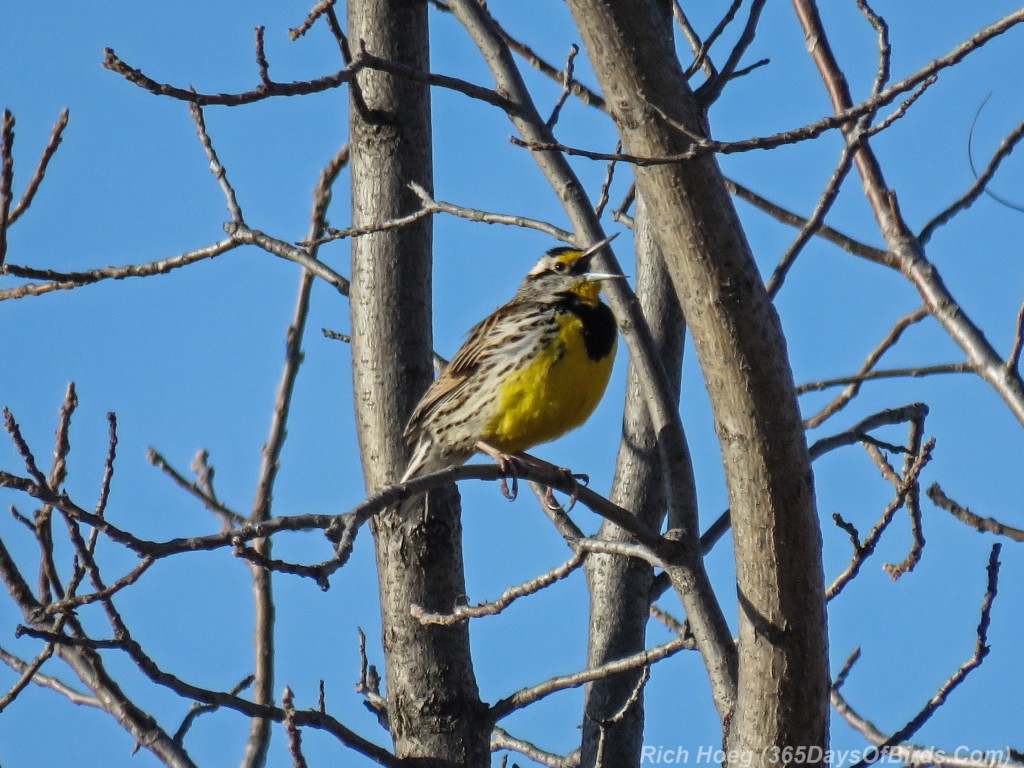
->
[485,311,615,454]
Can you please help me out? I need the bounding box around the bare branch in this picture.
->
[0,645,100,708]
[231,224,350,292]
[847,545,1002,768]
[884,416,927,579]
[102,47,362,106]
[801,306,931,427]
[189,102,244,224]
[488,16,606,110]
[546,44,579,129]
[697,0,768,104]
[927,484,1024,542]
[1008,295,1024,372]
[148,448,245,526]
[827,439,935,601]
[356,42,519,113]
[593,145,619,220]
[407,181,574,241]
[254,26,271,85]
[833,685,1024,768]
[489,634,689,721]
[0,643,54,712]
[314,207,432,245]
[919,108,1024,245]
[9,109,69,225]
[3,407,49,487]
[282,687,310,768]
[491,726,580,768]
[0,110,12,269]
[411,551,586,625]
[290,0,337,40]
[0,237,239,301]
[683,0,739,79]
[173,675,254,746]
[807,402,928,460]
[725,177,889,264]
[799,363,973,397]
[791,0,1024,424]
[671,3,711,79]
[765,140,857,297]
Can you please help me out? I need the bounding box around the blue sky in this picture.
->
[1,2,1023,766]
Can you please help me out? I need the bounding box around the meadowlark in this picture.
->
[400,234,622,510]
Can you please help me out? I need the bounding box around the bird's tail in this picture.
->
[396,438,441,519]
[396,438,471,519]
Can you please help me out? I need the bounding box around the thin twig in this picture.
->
[231,225,350,293]
[0,643,54,712]
[672,2,714,80]
[43,557,155,615]
[765,140,858,297]
[847,545,1002,768]
[3,407,49,486]
[593,144,619,220]
[0,110,13,269]
[313,207,431,245]
[0,645,100,708]
[103,47,362,106]
[282,687,309,768]
[1008,296,1024,372]
[491,726,580,768]
[546,45,579,129]
[289,0,336,40]
[927,484,1024,542]
[189,102,244,224]
[9,109,69,225]
[920,110,1024,244]
[807,403,928,460]
[490,18,605,109]
[684,0,740,79]
[0,238,240,301]
[173,676,254,745]
[407,181,574,241]
[800,306,930,427]
[826,439,935,600]
[148,448,245,526]
[489,634,689,721]
[697,0,768,104]
[884,416,927,578]
[411,551,586,625]
[725,177,889,264]
[356,42,519,113]
[254,26,271,85]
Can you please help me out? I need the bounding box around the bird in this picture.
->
[399,234,622,512]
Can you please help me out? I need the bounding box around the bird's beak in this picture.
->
[578,233,625,282]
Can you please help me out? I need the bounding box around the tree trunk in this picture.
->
[581,194,685,766]
[567,0,830,761]
[347,2,489,763]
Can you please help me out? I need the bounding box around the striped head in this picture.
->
[515,234,621,305]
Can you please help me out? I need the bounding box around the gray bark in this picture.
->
[581,195,685,766]
[566,0,829,761]
[347,1,488,763]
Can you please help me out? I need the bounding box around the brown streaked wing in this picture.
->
[403,300,521,437]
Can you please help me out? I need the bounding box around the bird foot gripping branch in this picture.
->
[398,235,621,516]
[475,441,591,511]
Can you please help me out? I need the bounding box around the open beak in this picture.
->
[578,232,626,281]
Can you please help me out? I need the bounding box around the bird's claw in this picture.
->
[497,455,519,502]
[544,471,589,512]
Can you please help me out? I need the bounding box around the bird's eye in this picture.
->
[552,262,568,274]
